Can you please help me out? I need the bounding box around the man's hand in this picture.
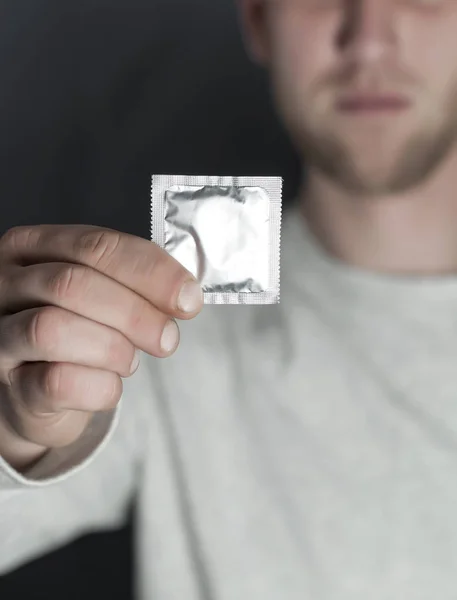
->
[0,225,203,471]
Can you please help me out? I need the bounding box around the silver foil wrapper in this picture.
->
[151,175,282,305]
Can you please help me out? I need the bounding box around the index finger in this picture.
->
[0,225,203,318]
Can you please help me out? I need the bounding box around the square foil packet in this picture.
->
[151,175,282,305]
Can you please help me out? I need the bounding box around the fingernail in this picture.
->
[130,349,141,374]
[160,320,180,354]
[178,280,203,313]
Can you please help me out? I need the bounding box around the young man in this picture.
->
[2,0,457,598]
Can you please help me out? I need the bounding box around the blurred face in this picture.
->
[240,0,457,195]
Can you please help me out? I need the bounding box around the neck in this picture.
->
[301,147,457,276]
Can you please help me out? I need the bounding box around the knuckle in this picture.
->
[47,264,90,302]
[138,247,180,285]
[24,410,90,448]
[41,362,65,401]
[125,296,153,332]
[44,411,92,448]
[0,225,36,254]
[105,331,131,367]
[26,306,61,351]
[76,229,122,270]
[103,374,123,410]
[128,245,161,279]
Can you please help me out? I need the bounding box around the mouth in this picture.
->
[335,93,412,114]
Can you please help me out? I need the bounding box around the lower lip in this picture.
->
[336,98,411,114]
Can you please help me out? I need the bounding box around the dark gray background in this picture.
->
[0,0,300,238]
[0,1,300,597]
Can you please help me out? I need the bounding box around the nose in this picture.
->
[338,0,396,67]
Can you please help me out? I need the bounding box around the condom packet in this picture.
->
[151,175,282,305]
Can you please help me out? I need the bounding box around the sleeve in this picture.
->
[0,354,153,576]
[0,404,121,490]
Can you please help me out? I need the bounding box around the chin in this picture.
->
[331,170,402,196]
[346,152,403,180]
[318,149,421,196]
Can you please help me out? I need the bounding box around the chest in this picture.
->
[156,316,457,599]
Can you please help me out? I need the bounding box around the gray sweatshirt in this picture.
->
[2,208,457,600]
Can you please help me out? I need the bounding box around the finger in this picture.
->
[0,225,203,319]
[2,362,121,447]
[0,262,180,359]
[0,306,150,384]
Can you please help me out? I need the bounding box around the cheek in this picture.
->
[270,12,335,104]
[401,14,457,97]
